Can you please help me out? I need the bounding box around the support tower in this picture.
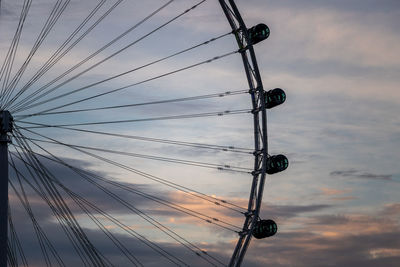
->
[0,110,13,267]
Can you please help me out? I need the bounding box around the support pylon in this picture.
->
[0,110,13,267]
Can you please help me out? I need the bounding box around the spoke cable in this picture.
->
[7,206,27,267]
[13,129,191,266]
[10,152,143,267]
[10,159,65,267]
[10,151,115,267]
[18,123,252,154]
[13,128,243,231]
[11,29,230,113]
[17,107,251,132]
[4,0,125,109]
[14,141,241,239]
[10,146,92,266]
[16,126,247,212]
[13,49,238,115]
[11,144,187,267]
[17,138,226,266]
[12,135,110,266]
[2,0,71,106]
[18,133,252,172]
[8,178,66,267]
[0,0,32,107]
[1,1,251,264]
[14,69,241,120]
[7,207,28,267]
[13,132,242,232]
[9,0,202,113]
[9,0,177,112]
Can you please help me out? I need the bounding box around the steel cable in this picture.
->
[4,0,127,110]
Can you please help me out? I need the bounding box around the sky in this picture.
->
[1,0,400,266]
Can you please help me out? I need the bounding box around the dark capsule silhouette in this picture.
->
[265,88,286,109]
[247,23,270,45]
[267,154,289,174]
[252,219,277,239]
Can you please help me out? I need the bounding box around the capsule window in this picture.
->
[265,88,286,109]
[252,219,278,239]
[267,154,289,174]
[248,23,270,45]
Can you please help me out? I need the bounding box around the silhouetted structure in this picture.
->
[218,0,289,266]
[0,110,13,267]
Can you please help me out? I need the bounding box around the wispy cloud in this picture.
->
[3,0,400,265]
[242,203,400,266]
[330,169,393,181]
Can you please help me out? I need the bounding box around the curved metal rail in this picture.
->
[218,1,269,266]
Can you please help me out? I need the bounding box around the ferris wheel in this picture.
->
[0,0,288,266]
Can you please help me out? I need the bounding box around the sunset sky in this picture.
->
[1,0,399,266]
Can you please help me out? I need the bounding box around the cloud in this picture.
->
[260,204,332,220]
[240,203,400,266]
[9,153,240,219]
[318,188,356,202]
[3,1,400,266]
[8,154,237,265]
[248,1,400,69]
[9,152,400,266]
[330,169,393,181]
[11,217,232,266]
[252,0,400,14]
[382,203,400,216]
[320,187,351,196]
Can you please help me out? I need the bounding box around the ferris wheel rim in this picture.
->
[0,0,277,266]
[218,0,270,266]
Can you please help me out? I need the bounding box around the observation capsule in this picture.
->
[252,219,277,239]
[267,154,289,174]
[247,23,270,45]
[265,88,286,109]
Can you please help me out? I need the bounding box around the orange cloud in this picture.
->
[225,202,400,266]
[320,187,352,196]
[153,190,247,229]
